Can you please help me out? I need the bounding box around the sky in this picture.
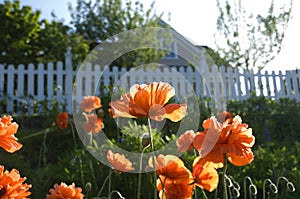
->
[14,0,300,71]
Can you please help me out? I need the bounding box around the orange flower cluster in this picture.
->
[109,82,187,122]
[153,155,218,199]
[56,112,69,129]
[107,150,134,173]
[83,113,104,133]
[0,165,31,198]
[47,182,84,199]
[177,112,255,168]
[81,96,104,133]
[81,96,102,112]
[0,115,22,153]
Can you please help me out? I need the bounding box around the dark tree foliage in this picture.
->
[69,0,168,68]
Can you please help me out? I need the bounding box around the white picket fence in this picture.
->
[0,50,300,115]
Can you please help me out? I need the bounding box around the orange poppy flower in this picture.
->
[107,150,134,172]
[157,176,193,199]
[193,114,255,168]
[83,113,104,133]
[0,115,22,153]
[153,155,193,199]
[192,161,219,192]
[47,182,84,199]
[0,165,31,198]
[152,154,192,184]
[81,96,102,112]
[177,130,195,152]
[56,112,69,129]
[109,82,187,122]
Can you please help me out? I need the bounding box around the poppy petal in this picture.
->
[227,149,254,166]
[164,103,187,122]
[147,82,175,106]
[193,153,224,169]
[109,100,136,118]
[155,155,192,184]
[192,163,219,192]
[0,136,22,153]
[149,104,166,121]
[177,130,195,152]
[133,88,150,113]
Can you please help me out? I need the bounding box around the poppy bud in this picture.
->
[79,112,88,123]
[96,108,104,118]
[141,133,151,149]
[85,182,92,192]
[217,111,233,124]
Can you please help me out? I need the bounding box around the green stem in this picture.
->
[90,159,98,191]
[137,147,147,199]
[244,176,249,199]
[89,132,93,146]
[38,128,49,168]
[262,179,269,199]
[244,176,257,199]
[69,121,78,150]
[97,169,113,197]
[110,190,125,198]
[194,186,197,199]
[223,154,228,199]
[275,176,286,199]
[214,185,218,199]
[78,155,85,187]
[108,168,112,199]
[263,179,277,199]
[201,188,208,199]
[148,118,157,199]
[20,127,56,140]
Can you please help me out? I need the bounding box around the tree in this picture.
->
[34,20,89,67]
[214,0,293,71]
[0,0,41,65]
[0,0,89,66]
[69,0,167,68]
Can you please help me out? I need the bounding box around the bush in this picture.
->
[227,95,300,146]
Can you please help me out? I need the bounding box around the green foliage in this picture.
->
[215,0,293,70]
[0,0,41,64]
[227,95,300,146]
[203,46,230,67]
[0,0,89,66]
[227,143,300,199]
[1,0,168,68]
[69,0,167,69]
[35,20,89,67]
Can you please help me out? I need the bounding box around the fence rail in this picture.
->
[0,50,299,115]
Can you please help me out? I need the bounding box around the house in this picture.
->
[157,19,208,67]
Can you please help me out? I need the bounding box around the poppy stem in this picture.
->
[147,118,158,199]
[89,132,93,146]
[97,169,113,197]
[222,154,228,199]
[137,147,147,199]
[69,121,78,150]
[20,127,57,140]
[214,186,218,199]
[201,187,208,199]
[108,168,112,199]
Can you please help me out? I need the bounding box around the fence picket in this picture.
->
[271,71,278,100]
[7,65,14,113]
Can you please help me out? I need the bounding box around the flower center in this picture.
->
[0,187,6,197]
